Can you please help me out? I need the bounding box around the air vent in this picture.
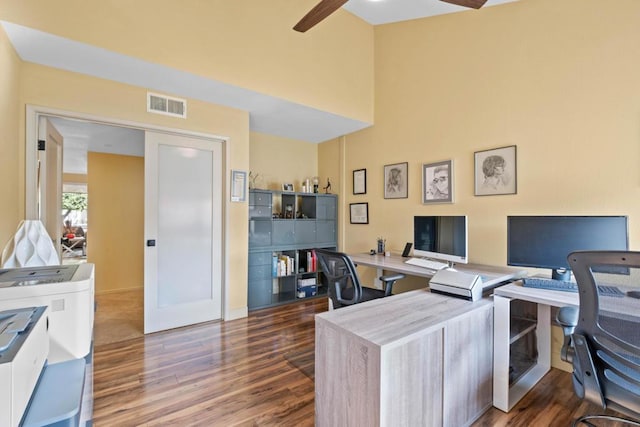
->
[147,92,187,118]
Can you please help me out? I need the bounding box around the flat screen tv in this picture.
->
[507,215,628,280]
[413,216,468,265]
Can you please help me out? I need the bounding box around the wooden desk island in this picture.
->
[315,290,494,427]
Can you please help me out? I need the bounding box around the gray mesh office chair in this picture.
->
[315,249,404,309]
[557,251,640,426]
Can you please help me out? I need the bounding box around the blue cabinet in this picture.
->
[248,190,337,310]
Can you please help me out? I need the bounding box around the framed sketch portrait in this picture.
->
[423,160,453,204]
[474,145,517,196]
[384,162,408,199]
[350,203,369,224]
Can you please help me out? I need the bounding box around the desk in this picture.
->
[493,282,640,412]
[493,283,578,412]
[315,290,494,426]
[349,252,524,290]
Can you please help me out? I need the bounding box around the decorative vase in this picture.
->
[1,220,60,268]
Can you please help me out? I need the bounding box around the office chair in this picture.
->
[557,251,640,427]
[315,248,404,309]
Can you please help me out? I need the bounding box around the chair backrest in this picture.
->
[314,249,363,308]
[567,250,640,419]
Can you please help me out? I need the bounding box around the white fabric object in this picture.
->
[1,220,59,267]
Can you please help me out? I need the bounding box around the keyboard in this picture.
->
[404,257,448,271]
[522,277,625,297]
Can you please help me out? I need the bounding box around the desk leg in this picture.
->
[493,296,551,412]
[493,295,511,412]
[374,267,383,289]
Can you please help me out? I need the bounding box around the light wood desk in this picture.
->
[349,252,524,290]
[316,290,494,427]
[493,282,640,412]
[316,256,526,426]
[492,283,578,412]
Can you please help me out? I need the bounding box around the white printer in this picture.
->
[0,306,48,427]
[429,268,483,301]
[0,264,94,363]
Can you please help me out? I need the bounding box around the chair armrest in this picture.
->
[379,273,405,296]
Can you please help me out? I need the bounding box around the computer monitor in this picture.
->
[413,216,468,265]
[507,216,629,280]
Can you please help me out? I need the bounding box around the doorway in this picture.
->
[27,108,226,342]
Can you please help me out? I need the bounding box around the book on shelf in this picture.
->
[274,254,295,276]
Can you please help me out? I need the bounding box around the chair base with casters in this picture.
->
[314,248,404,309]
[557,250,640,427]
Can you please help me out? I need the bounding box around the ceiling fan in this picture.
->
[293,0,488,32]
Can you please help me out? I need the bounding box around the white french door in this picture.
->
[144,131,222,333]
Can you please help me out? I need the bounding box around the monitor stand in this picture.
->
[551,268,571,281]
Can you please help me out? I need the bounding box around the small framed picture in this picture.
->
[423,160,453,204]
[353,169,366,195]
[384,162,408,199]
[474,145,517,196]
[282,183,294,192]
[230,170,247,202]
[350,203,369,224]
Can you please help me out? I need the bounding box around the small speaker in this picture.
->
[402,242,412,257]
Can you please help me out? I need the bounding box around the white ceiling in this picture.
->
[49,117,143,175]
[5,1,519,174]
[344,0,518,25]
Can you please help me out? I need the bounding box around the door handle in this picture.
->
[147,239,156,247]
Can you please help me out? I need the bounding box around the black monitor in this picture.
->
[413,216,468,264]
[507,216,629,280]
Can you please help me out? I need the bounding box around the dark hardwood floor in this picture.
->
[92,297,630,426]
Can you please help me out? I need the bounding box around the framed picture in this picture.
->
[230,170,247,202]
[423,160,453,204]
[282,183,294,192]
[350,202,369,224]
[474,145,517,196]
[353,169,366,195]
[384,162,408,199]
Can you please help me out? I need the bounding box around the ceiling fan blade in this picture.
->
[293,0,349,32]
[440,0,488,9]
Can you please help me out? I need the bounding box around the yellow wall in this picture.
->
[88,153,144,293]
[1,0,374,123]
[63,173,87,184]
[1,2,374,314]
[317,137,343,244]
[318,0,640,369]
[18,63,251,313]
[249,132,318,191]
[0,25,21,247]
[332,0,640,265]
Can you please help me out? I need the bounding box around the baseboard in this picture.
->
[225,306,248,321]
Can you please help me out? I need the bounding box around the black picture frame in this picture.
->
[349,202,369,224]
[353,169,366,195]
